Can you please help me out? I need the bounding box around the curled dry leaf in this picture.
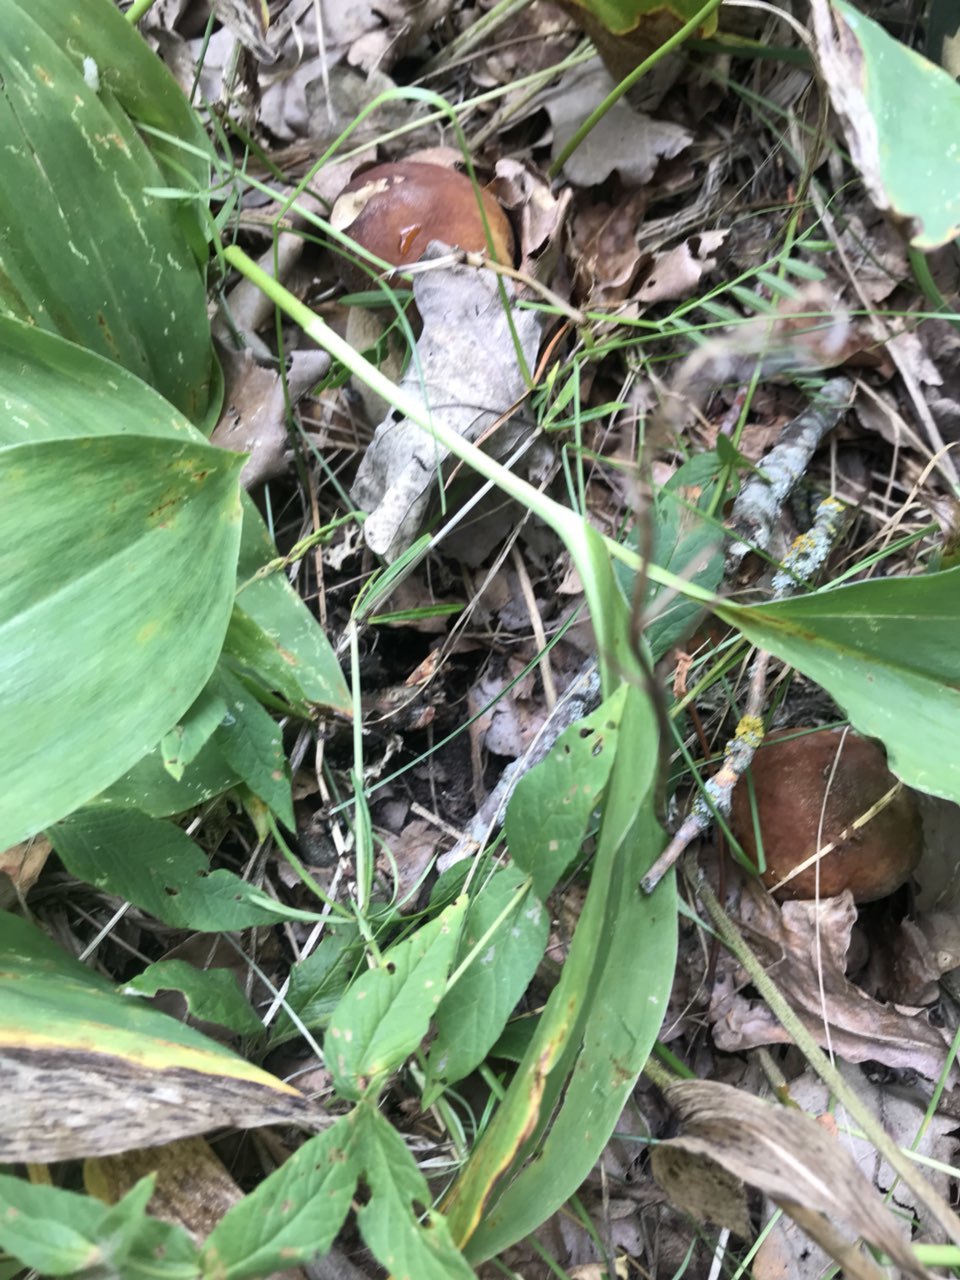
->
[753,1063,958,1280]
[653,1079,933,1279]
[709,881,954,1079]
[489,158,572,281]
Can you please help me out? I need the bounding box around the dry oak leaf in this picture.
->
[709,882,953,1079]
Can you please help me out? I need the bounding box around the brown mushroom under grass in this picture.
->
[730,728,923,902]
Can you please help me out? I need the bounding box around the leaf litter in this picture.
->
[11,0,960,1276]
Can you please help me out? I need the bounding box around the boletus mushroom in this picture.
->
[730,728,922,902]
[329,160,515,277]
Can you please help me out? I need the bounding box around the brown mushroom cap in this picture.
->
[330,161,515,274]
[730,728,922,902]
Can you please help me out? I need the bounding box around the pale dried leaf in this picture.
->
[635,230,728,305]
[211,347,330,487]
[654,1080,933,1279]
[0,837,51,907]
[351,253,542,559]
[540,62,692,187]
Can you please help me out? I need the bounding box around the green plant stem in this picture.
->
[548,0,723,178]
[124,0,156,21]
[694,868,960,1248]
[221,245,715,690]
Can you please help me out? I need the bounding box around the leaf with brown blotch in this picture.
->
[0,913,317,1163]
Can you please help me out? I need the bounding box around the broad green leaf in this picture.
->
[811,0,960,248]
[97,737,239,818]
[24,0,212,260]
[0,433,242,848]
[212,667,295,829]
[716,566,960,803]
[232,495,352,717]
[161,684,229,781]
[123,960,262,1037]
[443,537,650,1247]
[458,684,677,1261]
[327,897,468,1100]
[506,684,628,900]
[0,1173,200,1278]
[0,912,312,1162]
[352,1105,475,1280]
[0,315,206,449]
[50,807,322,931]
[0,319,243,844]
[201,1118,358,1280]
[422,867,548,1105]
[0,2,215,419]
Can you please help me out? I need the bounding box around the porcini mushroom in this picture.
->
[330,160,515,277]
[730,728,922,902]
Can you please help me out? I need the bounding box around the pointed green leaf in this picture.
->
[422,868,548,1105]
[50,807,321,931]
[202,1118,358,1280]
[506,684,627,899]
[161,684,229,781]
[232,495,351,717]
[97,737,239,818]
[352,1105,475,1280]
[213,667,295,828]
[327,897,468,1100]
[124,960,262,1036]
[0,1173,199,1278]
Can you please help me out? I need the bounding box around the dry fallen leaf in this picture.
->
[350,252,543,560]
[634,230,728,305]
[653,1079,934,1279]
[755,1062,956,1280]
[708,882,954,1079]
[211,346,330,487]
[539,62,693,187]
[0,836,51,908]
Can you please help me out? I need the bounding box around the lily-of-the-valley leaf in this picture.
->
[716,565,960,804]
[0,432,243,848]
[0,0,217,421]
